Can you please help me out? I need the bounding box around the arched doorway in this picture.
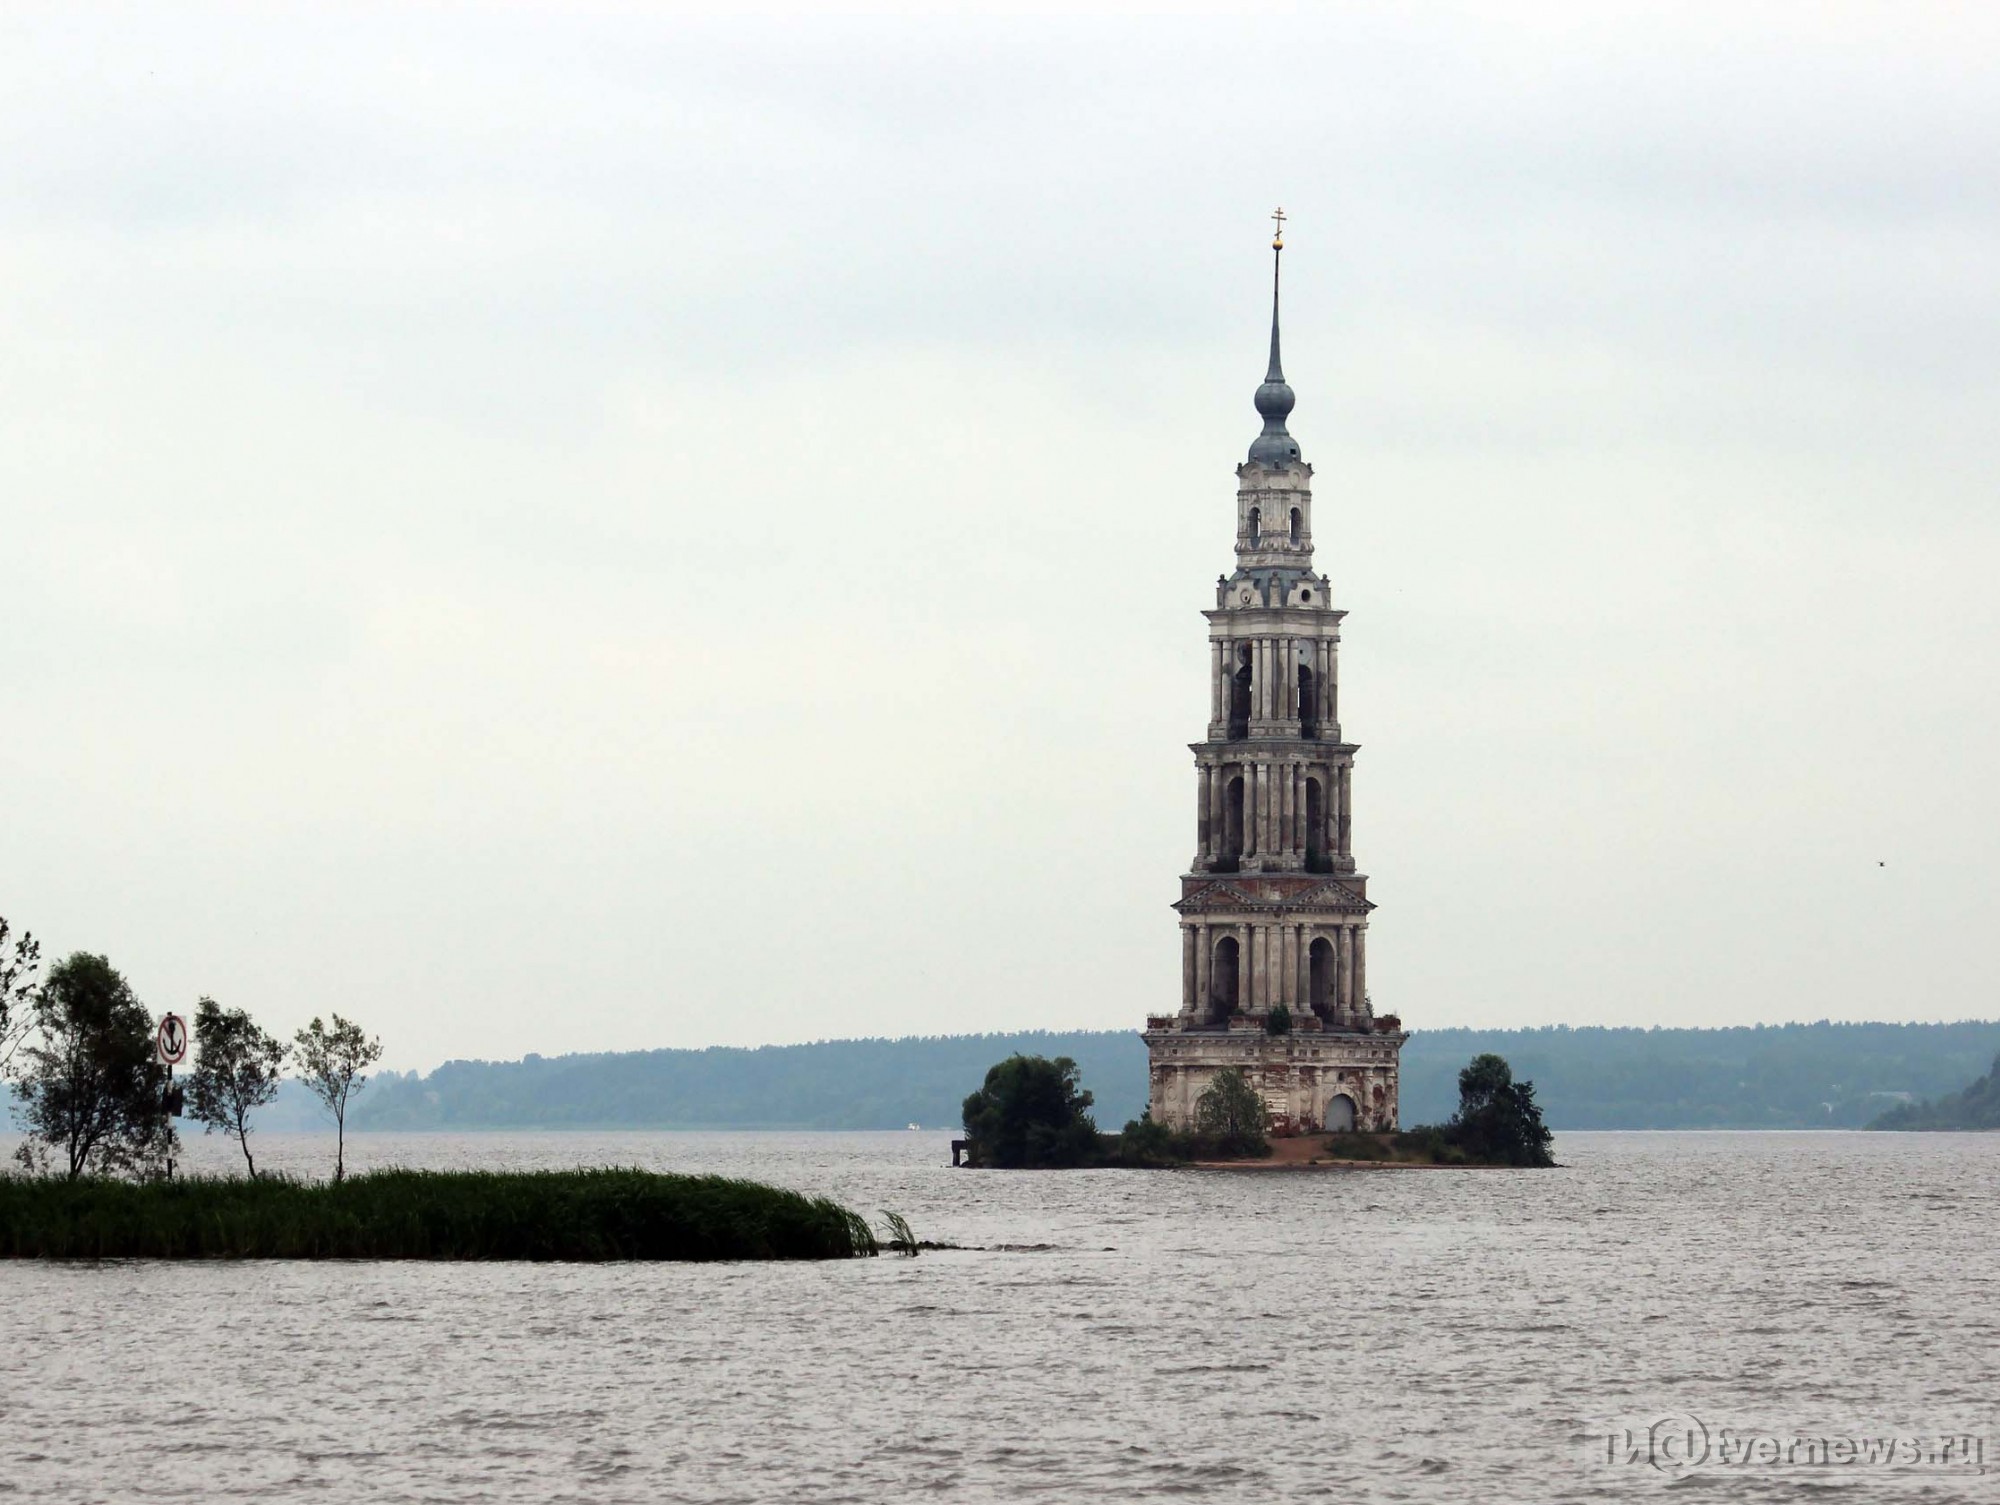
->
[1305,778,1326,871]
[1324,1092,1357,1132]
[1221,775,1245,871]
[1298,665,1318,739]
[1309,936,1335,1019]
[1211,936,1240,1022]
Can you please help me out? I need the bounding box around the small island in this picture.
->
[0,1168,899,1262]
[0,951,907,1262]
[956,1051,1555,1169]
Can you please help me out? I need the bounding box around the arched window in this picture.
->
[1305,777,1326,871]
[1247,507,1261,546]
[1298,663,1318,739]
[1212,936,1241,1020]
[1289,506,1302,545]
[1310,936,1336,1018]
[1227,646,1251,740]
[1221,774,1245,871]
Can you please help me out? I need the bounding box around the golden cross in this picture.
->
[1271,206,1286,248]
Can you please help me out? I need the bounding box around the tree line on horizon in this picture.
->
[346,1018,2000,1132]
[15,907,1996,1142]
[2,915,382,1181]
[1868,1053,2000,1130]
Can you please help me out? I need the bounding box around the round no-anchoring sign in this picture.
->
[156,1013,188,1066]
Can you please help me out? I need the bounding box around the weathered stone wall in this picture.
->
[1142,1025,1405,1134]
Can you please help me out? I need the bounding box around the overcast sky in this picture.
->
[3,3,1996,1070]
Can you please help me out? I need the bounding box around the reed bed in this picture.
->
[0,1168,883,1262]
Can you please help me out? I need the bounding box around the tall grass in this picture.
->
[0,1168,884,1262]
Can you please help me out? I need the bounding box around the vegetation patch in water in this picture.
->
[0,1168,887,1261]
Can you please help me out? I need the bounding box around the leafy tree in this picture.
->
[12,953,174,1179]
[1264,1003,1293,1037]
[187,997,288,1179]
[960,1054,1099,1167]
[1194,1067,1269,1156]
[1448,1052,1554,1167]
[294,1014,383,1183]
[0,917,42,1071]
[1109,1111,1194,1167]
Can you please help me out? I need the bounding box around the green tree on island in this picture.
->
[1195,1068,1269,1158]
[11,953,174,1179]
[0,916,43,1071]
[187,997,289,1179]
[294,1013,383,1183]
[960,1054,1099,1167]
[1447,1053,1555,1167]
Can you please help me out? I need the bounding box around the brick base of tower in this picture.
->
[1143,1022,1405,1134]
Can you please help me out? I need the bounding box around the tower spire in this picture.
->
[1248,208,1301,468]
[1266,206,1286,382]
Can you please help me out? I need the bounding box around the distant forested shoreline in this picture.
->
[1869,1052,2000,1130]
[326,1021,2000,1133]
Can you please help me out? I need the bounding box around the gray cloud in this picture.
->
[3,2,1995,1067]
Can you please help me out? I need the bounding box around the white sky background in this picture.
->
[3,2,1997,1070]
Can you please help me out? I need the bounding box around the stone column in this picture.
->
[1196,765,1212,865]
[1208,768,1224,864]
[1336,764,1352,858]
[1240,922,1253,1012]
[1209,641,1224,726]
[1195,925,1212,1022]
[1354,928,1367,1017]
[1282,925,1298,1007]
[1182,925,1197,1015]
[1337,926,1354,1025]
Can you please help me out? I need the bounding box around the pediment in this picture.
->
[1296,880,1374,913]
[1176,879,1250,911]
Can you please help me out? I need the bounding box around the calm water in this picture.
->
[1,1130,1995,1503]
